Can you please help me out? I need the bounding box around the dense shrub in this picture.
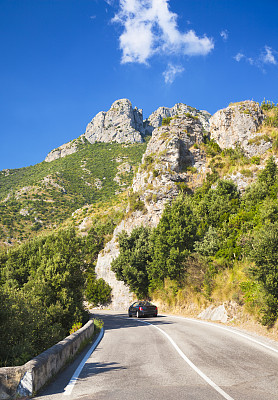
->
[247,223,278,326]
[85,277,112,306]
[161,117,172,126]
[111,226,151,298]
[0,223,114,366]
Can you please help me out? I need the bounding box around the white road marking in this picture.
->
[137,319,235,400]
[171,315,278,355]
[63,328,104,396]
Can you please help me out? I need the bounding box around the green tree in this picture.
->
[148,196,198,287]
[85,277,112,306]
[0,228,89,366]
[111,226,151,298]
[194,226,220,257]
[248,222,278,326]
[258,156,277,188]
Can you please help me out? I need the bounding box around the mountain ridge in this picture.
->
[44,98,211,162]
[1,98,277,252]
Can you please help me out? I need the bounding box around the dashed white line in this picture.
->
[63,328,104,396]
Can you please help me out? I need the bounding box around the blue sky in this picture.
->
[0,0,278,170]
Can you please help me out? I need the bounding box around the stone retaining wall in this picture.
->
[0,318,95,399]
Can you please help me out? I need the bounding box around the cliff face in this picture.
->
[44,99,211,163]
[95,110,210,309]
[45,139,84,163]
[45,99,145,162]
[83,98,144,145]
[144,103,211,135]
[210,101,271,156]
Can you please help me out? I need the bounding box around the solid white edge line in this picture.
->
[169,315,278,355]
[135,319,235,400]
[63,327,104,396]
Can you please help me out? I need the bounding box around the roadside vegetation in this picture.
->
[0,224,112,367]
[112,157,278,329]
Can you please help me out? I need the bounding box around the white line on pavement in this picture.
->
[63,328,104,396]
[137,319,235,400]
[171,315,278,355]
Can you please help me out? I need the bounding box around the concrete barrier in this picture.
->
[0,318,95,399]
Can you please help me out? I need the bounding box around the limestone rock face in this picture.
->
[133,113,207,207]
[198,301,240,323]
[84,99,144,144]
[45,141,79,162]
[95,113,209,310]
[45,99,144,162]
[210,101,270,156]
[44,99,210,163]
[145,103,211,135]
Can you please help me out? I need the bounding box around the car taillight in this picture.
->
[139,307,143,311]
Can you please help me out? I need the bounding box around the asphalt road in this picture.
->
[34,311,278,400]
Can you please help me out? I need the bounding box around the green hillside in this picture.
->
[0,140,147,246]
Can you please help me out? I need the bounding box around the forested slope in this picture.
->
[0,141,147,246]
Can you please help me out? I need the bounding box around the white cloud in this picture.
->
[113,0,214,64]
[220,30,228,41]
[262,46,277,65]
[234,46,277,70]
[234,52,244,62]
[163,63,184,84]
[236,54,254,65]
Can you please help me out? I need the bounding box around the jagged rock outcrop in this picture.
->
[132,113,208,207]
[45,99,211,163]
[83,99,144,144]
[144,103,211,135]
[45,99,144,162]
[95,112,210,310]
[198,301,241,323]
[45,140,80,163]
[210,101,271,156]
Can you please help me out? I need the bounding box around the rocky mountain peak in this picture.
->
[210,100,270,156]
[144,102,211,135]
[45,99,211,163]
[45,98,145,162]
[83,98,144,145]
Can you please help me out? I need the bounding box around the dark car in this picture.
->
[128,301,158,318]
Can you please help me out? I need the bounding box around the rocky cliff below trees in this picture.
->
[95,109,211,308]
[95,99,274,309]
[41,98,276,309]
[1,96,276,310]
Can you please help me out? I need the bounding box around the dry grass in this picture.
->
[152,261,278,343]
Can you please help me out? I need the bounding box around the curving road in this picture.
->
[35,311,278,400]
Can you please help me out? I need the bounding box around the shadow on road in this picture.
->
[91,312,173,332]
[34,313,171,398]
[84,361,126,376]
